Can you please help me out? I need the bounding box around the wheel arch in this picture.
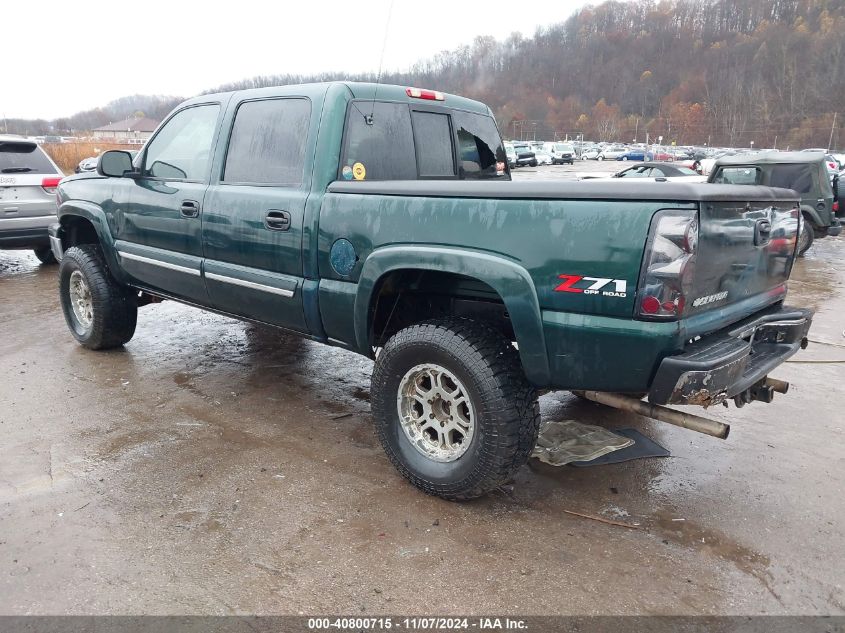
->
[354,245,550,386]
[57,202,125,281]
[799,203,824,230]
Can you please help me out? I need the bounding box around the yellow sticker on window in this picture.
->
[352,162,366,180]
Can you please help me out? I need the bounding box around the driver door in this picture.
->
[114,102,224,304]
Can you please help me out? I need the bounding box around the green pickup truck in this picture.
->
[50,82,812,499]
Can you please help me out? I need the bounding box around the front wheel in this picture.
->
[597,155,604,161]
[371,318,540,500]
[621,157,628,161]
[59,244,138,349]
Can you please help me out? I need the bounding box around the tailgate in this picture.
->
[687,199,799,317]
[1,140,62,218]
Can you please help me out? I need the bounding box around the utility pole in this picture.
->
[828,112,837,151]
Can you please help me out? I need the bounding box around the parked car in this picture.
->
[504,143,518,169]
[0,135,64,264]
[75,156,99,173]
[597,145,627,160]
[580,147,601,160]
[513,143,537,167]
[699,151,738,176]
[51,82,812,500]
[534,149,553,166]
[709,151,842,255]
[542,142,575,165]
[616,149,652,161]
[609,162,707,181]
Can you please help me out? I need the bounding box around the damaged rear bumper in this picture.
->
[649,305,812,407]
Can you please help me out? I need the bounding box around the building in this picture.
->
[92,117,159,144]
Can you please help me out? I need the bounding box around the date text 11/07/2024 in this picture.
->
[306,616,529,630]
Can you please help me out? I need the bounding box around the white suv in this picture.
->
[0,136,64,263]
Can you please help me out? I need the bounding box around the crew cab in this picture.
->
[50,82,812,500]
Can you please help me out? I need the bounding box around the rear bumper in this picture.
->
[0,225,51,248]
[649,305,812,406]
[827,218,842,236]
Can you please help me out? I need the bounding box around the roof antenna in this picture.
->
[368,0,395,125]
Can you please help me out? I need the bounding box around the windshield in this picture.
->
[555,144,574,152]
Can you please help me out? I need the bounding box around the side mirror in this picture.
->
[97,150,135,178]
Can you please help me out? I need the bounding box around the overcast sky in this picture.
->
[5,0,608,120]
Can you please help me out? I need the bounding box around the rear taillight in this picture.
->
[636,210,698,320]
[41,176,61,194]
[834,201,840,213]
[406,87,445,101]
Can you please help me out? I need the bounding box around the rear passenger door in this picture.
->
[202,97,312,331]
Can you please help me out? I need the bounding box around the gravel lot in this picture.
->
[1,165,843,615]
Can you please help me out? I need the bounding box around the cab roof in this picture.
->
[714,151,827,166]
[196,82,491,115]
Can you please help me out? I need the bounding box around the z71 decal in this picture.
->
[554,275,628,298]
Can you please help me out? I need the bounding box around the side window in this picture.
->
[713,166,760,185]
[769,164,813,194]
[341,102,416,180]
[223,98,311,186]
[411,111,454,177]
[649,167,665,177]
[451,111,507,179]
[143,104,219,181]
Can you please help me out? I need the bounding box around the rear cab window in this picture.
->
[0,141,59,175]
[339,100,508,181]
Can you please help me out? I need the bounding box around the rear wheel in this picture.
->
[371,318,540,500]
[59,244,137,349]
[797,215,814,257]
[33,246,56,265]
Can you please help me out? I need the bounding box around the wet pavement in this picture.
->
[1,166,844,615]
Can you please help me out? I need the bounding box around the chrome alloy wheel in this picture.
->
[69,270,94,329]
[397,363,475,462]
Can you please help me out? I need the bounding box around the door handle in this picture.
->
[754,218,772,246]
[180,200,200,218]
[180,200,200,217]
[265,210,291,231]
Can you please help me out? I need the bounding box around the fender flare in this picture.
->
[58,201,126,282]
[354,245,551,386]
[799,204,824,230]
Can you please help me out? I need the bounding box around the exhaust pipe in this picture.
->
[579,391,730,440]
[764,377,789,394]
